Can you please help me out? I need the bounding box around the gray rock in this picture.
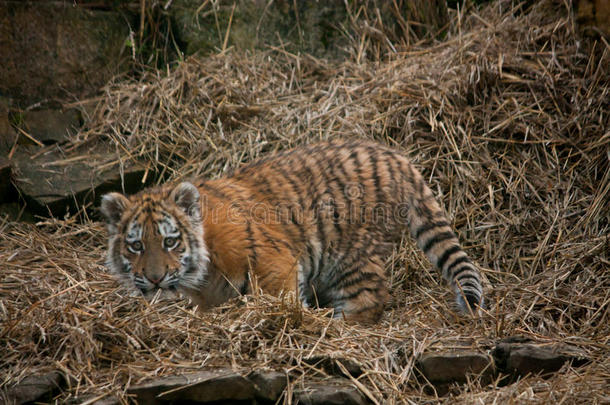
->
[90,397,121,405]
[0,98,17,156]
[22,109,81,144]
[247,370,287,401]
[493,343,574,377]
[303,355,363,378]
[128,368,288,403]
[158,371,255,402]
[417,351,494,384]
[127,373,189,404]
[0,156,12,203]
[170,0,449,59]
[0,3,130,105]
[12,145,145,217]
[0,202,35,223]
[294,378,368,405]
[5,371,65,405]
[68,394,121,405]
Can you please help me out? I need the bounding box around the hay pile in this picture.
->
[2,0,609,403]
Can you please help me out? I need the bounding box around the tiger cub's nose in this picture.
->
[147,274,165,285]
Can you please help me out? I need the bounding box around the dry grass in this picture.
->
[1,0,609,403]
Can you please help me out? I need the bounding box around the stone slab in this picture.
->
[493,343,575,377]
[247,370,287,401]
[303,355,363,378]
[0,156,12,203]
[0,97,17,156]
[128,368,287,404]
[170,0,449,58]
[417,351,494,384]
[293,378,368,405]
[0,3,131,105]
[5,371,65,405]
[12,145,146,217]
[22,109,81,144]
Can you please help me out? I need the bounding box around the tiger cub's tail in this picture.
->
[405,166,484,314]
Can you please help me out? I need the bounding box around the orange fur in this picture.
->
[101,140,483,323]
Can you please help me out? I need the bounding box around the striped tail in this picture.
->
[405,170,484,314]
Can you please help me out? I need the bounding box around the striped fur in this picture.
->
[101,140,483,322]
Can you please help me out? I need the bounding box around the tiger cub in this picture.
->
[101,140,483,323]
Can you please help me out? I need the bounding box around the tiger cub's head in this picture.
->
[100,182,209,298]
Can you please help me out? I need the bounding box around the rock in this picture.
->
[158,372,255,402]
[0,156,13,203]
[247,370,287,401]
[11,145,146,217]
[493,343,576,377]
[0,98,17,156]
[5,371,65,404]
[0,3,130,105]
[417,351,494,385]
[0,202,35,223]
[303,355,363,378]
[415,342,590,394]
[22,109,81,144]
[91,397,121,405]
[128,368,287,403]
[68,394,121,405]
[170,0,449,58]
[293,378,368,405]
[127,373,188,404]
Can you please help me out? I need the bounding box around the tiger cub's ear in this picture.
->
[170,182,201,221]
[100,193,130,231]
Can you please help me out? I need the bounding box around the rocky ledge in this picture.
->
[0,103,147,221]
[4,340,589,404]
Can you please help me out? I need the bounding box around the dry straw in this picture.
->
[1,0,608,403]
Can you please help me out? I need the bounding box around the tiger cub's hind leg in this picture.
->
[330,256,390,324]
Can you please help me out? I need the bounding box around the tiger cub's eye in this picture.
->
[163,237,179,249]
[127,240,143,253]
